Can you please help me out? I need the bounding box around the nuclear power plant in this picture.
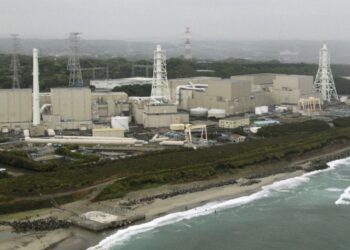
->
[0,37,343,148]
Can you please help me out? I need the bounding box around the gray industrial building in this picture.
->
[272,75,316,104]
[130,100,189,128]
[0,87,129,132]
[0,74,318,132]
[44,88,92,130]
[0,89,33,131]
[91,92,129,122]
[168,74,318,115]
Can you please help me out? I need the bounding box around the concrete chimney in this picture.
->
[32,48,40,126]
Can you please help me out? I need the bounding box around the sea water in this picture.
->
[89,157,350,250]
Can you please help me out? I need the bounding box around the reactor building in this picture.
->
[0,43,326,133]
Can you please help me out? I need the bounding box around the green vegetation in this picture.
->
[334,77,350,95]
[0,189,92,214]
[95,166,216,201]
[1,54,350,93]
[1,119,350,212]
[0,147,99,173]
[0,138,9,143]
[0,125,347,201]
[0,151,57,172]
[257,120,330,137]
[333,117,350,128]
[95,126,350,201]
[0,172,10,179]
[55,147,100,162]
[112,84,151,96]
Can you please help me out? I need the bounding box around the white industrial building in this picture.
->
[0,88,129,132]
[0,89,33,131]
[272,75,316,105]
[168,74,319,116]
[219,117,250,129]
[0,43,323,133]
[0,73,320,132]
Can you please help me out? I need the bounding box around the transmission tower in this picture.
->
[184,27,192,61]
[132,64,153,77]
[151,45,170,101]
[314,44,338,103]
[10,34,21,89]
[67,32,84,87]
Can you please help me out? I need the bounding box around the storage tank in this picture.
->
[111,116,129,131]
[159,141,185,146]
[255,106,269,115]
[340,96,348,103]
[1,128,9,134]
[208,109,226,118]
[47,129,56,137]
[190,107,208,117]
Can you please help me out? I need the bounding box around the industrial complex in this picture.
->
[0,36,345,151]
[1,33,350,247]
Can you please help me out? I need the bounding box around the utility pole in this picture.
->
[10,34,21,89]
[67,32,84,87]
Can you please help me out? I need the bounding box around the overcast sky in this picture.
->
[0,0,349,41]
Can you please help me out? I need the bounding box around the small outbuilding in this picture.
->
[230,134,246,143]
[219,117,250,129]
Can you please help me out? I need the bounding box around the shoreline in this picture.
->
[1,143,350,249]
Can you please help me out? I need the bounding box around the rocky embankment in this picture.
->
[122,149,350,208]
[0,217,71,233]
[122,179,238,207]
[304,149,350,172]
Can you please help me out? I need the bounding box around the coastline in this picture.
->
[1,143,350,250]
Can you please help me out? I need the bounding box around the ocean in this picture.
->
[89,157,350,250]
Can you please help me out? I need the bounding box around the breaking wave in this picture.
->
[332,157,350,205]
[89,156,350,250]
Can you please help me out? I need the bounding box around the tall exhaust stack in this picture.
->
[32,48,40,126]
[151,45,170,102]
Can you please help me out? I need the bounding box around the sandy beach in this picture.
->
[1,142,350,250]
[0,171,304,250]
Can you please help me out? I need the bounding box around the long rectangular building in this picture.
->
[0,89,33,130]
[168,74,318,116]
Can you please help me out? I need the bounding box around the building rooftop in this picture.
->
[220,116,249,121]
[93,128,124,132]
[231,134,246,139]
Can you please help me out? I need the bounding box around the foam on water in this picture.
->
[89,156,350,250]
[331,157,350,205]
[325,188,343,192]
[335,186,350,205]
[89,177,310,249]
